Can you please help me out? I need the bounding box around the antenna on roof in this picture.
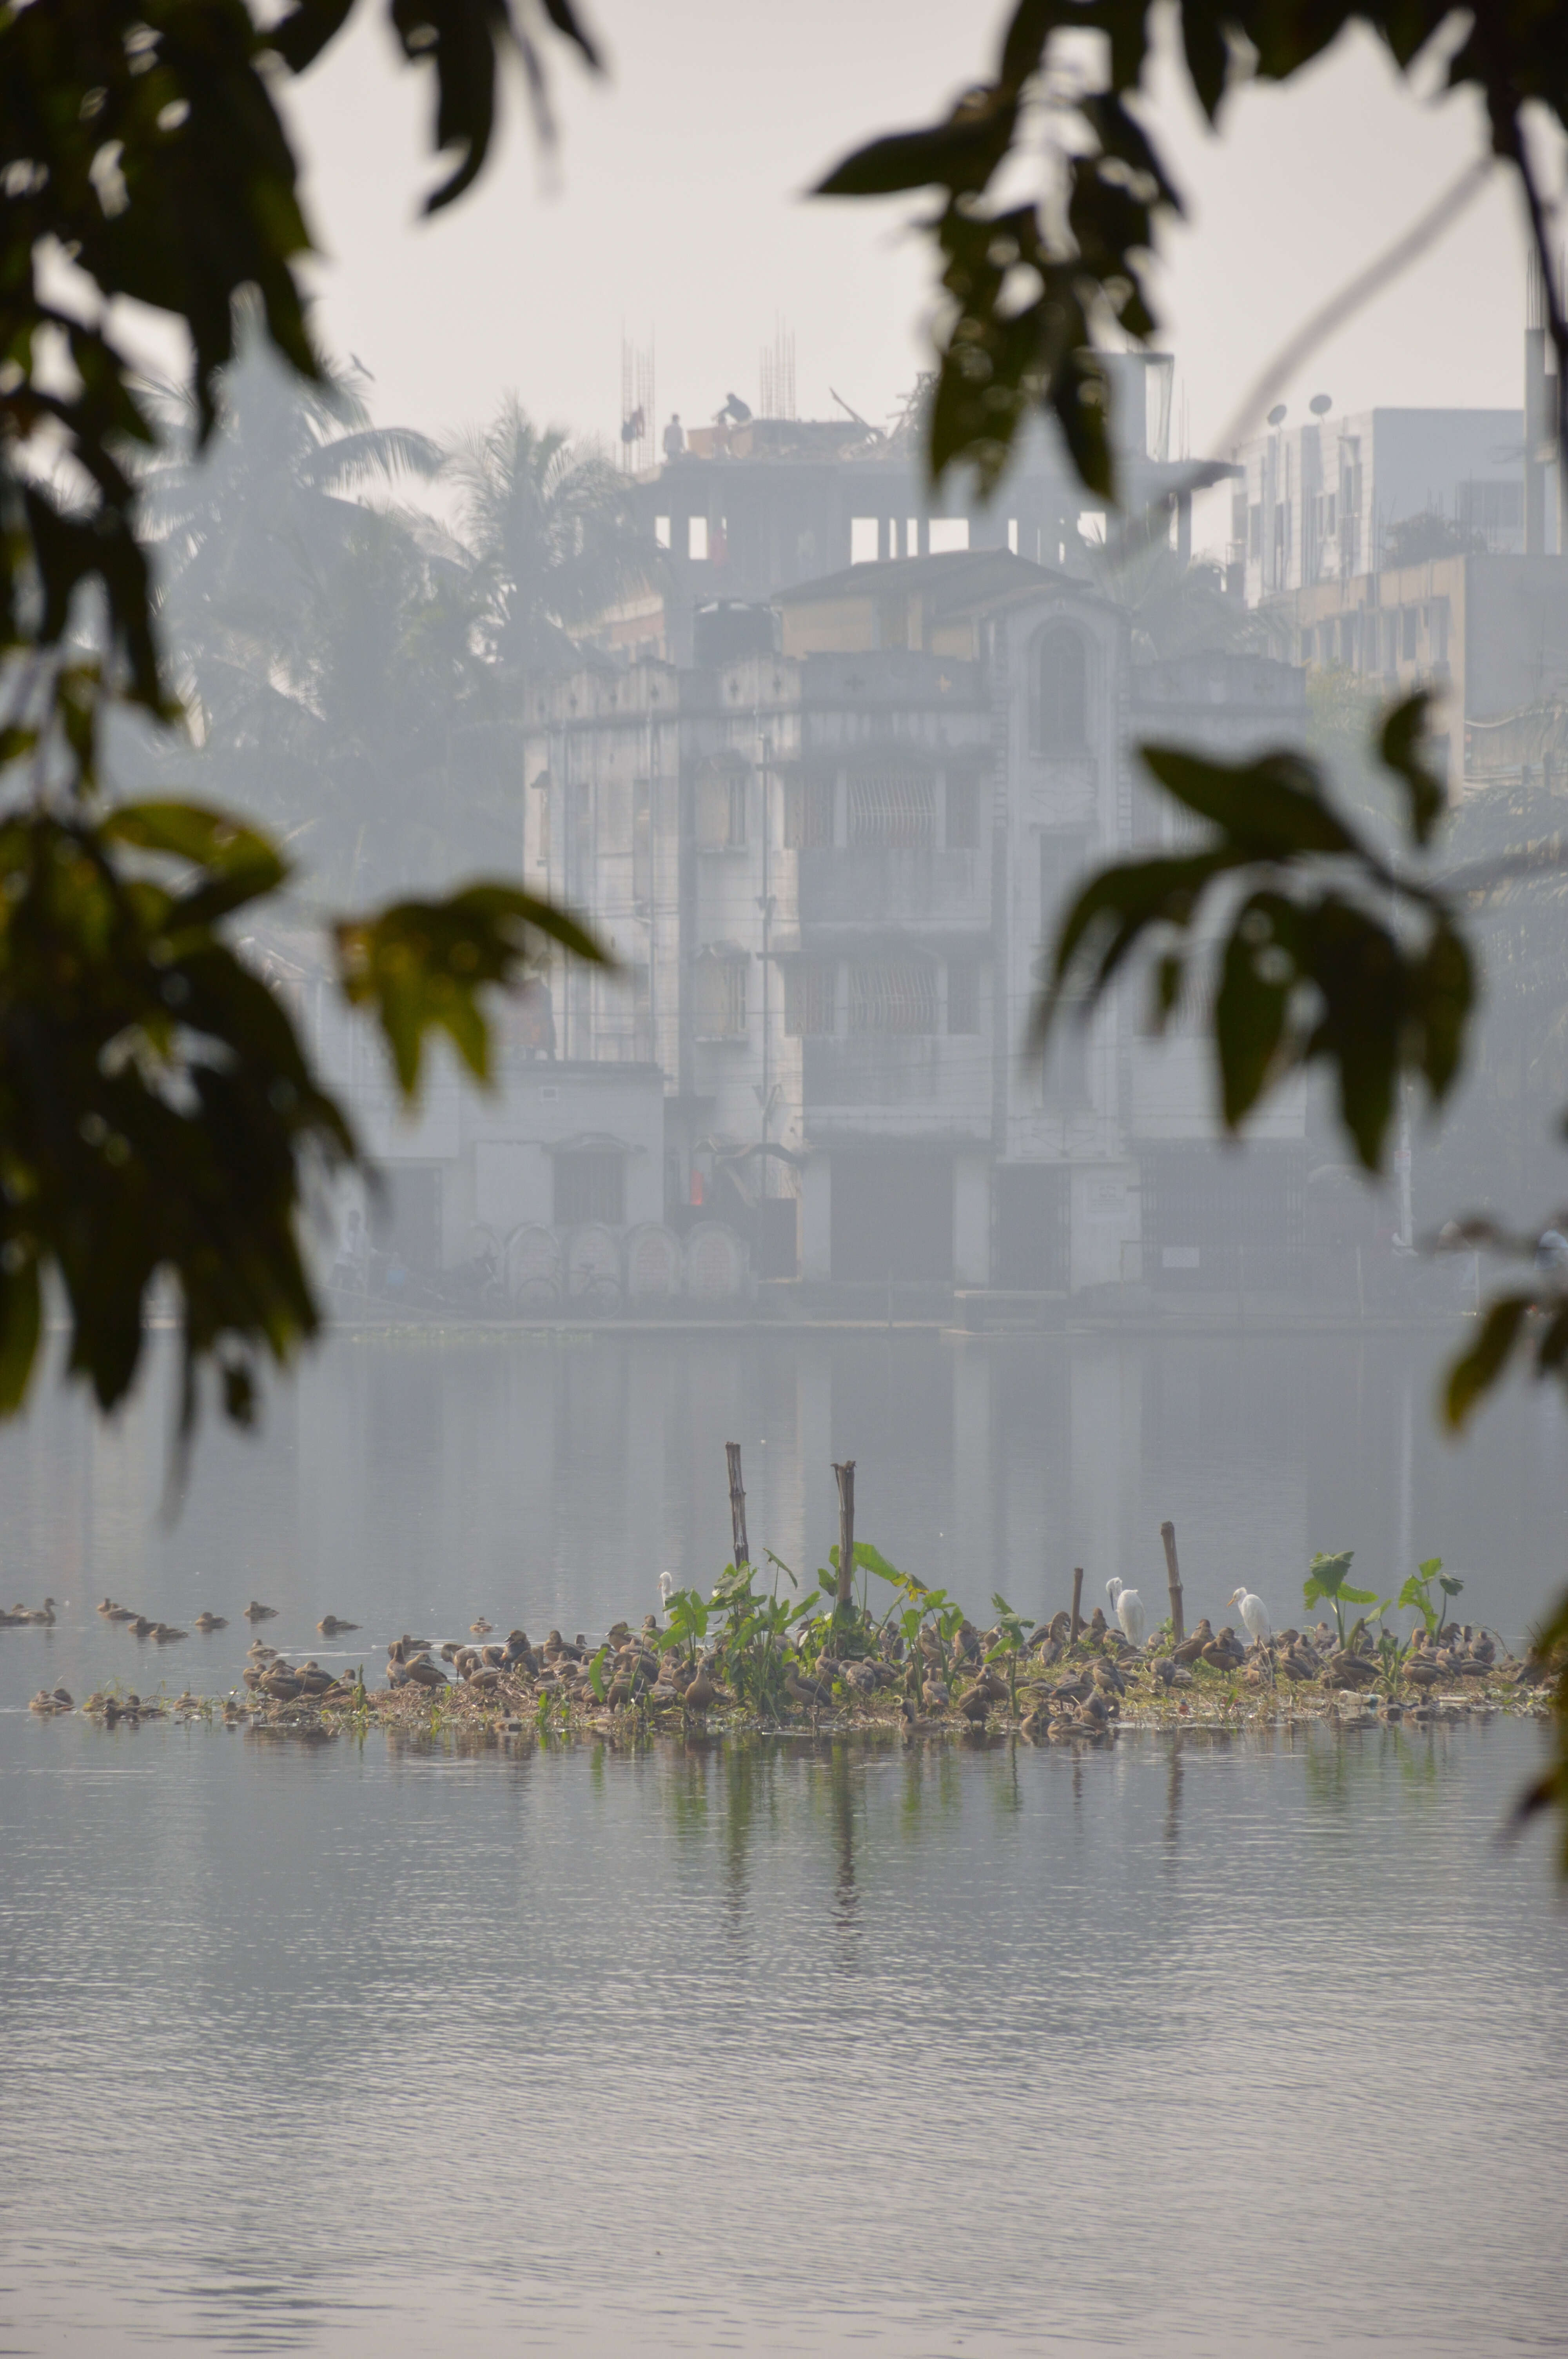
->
[830,387,875,432]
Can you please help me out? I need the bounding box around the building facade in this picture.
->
[1234,407,1528,604]
[523,552,1309,1298]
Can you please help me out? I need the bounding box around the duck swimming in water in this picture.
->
[317,1615,359,1637]
[194,1612,227,1633]
[242,1601,279,1623]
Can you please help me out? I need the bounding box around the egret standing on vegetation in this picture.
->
[659,1572,675,1612]
[1106,1578,1145,1648]
[1228,1587,1272,1647]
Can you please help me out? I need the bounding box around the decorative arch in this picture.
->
[1034,625,1090,754]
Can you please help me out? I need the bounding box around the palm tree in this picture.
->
[1089,536,1267,665]
[171,498,515,900]
[141,338,443,672]
[446,396,657,681]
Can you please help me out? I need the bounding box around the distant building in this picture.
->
[1258,553,1568,794]
[1233,407,1528,603]
[524,551,1309,1297]
[598,354,1203,668]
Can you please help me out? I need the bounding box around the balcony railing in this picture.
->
[797,847,989,930]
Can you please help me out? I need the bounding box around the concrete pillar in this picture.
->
[953,1153,991,1287]
[800,1152,832,1282]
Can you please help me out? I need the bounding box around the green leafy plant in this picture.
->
[1398,1556,1465,1642]
[1034,700,1466,1175]
[1303,1551,1381,1649]
[660,1586,709,1671]
[985,1594,1030,1717]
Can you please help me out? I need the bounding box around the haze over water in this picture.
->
[2,1326,1566,2356]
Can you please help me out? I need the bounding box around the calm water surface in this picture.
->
[2,1327,1566,2355]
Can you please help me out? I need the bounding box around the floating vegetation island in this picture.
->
[20,1581,1553,1749]
[12,1464,1560,1747]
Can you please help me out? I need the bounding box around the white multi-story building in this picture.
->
[523,551,1309,1298]
[1234,407,1528,602]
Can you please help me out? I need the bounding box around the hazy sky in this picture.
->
[286,2,1532,479]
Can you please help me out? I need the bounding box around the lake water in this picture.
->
[2,1326,1566,2355]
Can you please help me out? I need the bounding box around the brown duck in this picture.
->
[1172,1619,1213,1667]
[785,1666,832,1714]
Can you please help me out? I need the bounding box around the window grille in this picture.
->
[847,773,935,849]
[1035,628,1088,753]
[554,1150,624,1227]
[697,760,747,849]
[695,954,748,1038]
[849,963,938,1034]
[783,960,836,1037]
[946,961,980,1034]
[945,774,981,851]
[784,772,835,848]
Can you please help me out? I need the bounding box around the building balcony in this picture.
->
[797,846,990,932]
[802,1034,991,1139]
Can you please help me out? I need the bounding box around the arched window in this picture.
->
[1036,627,1089,753]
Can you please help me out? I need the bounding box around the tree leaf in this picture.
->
[1379,691,1447,848]
[1445,1295,1534,1429]
[1139,745,1363,861]
[333,883,608,1098]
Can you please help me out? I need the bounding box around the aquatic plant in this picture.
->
[1303,1551,1381,1648]
[985,1596,1031,1718]
[1398,1556,1464,1641]
[708,1558,800,1719]
[660,1585,710,1668]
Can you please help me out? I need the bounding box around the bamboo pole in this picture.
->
[833,1459,856,1609]
[726,1442,749,1567]
[1160,1520,1185,1646]
[1070,1567,1083,1644]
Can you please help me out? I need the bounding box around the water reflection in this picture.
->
[4,1324,1568,2356]
[2,1712,1564,2355]
[0,1329,1563,1692]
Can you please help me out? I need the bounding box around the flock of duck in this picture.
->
[11,1579,1542,1737]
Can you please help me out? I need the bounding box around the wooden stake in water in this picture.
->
[1160,1519,1185,1646]
[1071,1567,1083,1643]
[726,1441,750,1567]
[833,1459,856,1608]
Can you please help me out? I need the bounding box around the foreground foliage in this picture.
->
[0,0,608,1430]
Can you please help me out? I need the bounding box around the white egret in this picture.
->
[1228,1586,1271,1647]
[1106,1577,1146,1648]
[659,1571,675,1610]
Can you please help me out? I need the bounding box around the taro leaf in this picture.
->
[853,1541,911,1587]
[334,884,607,1098]
[1379,692,1447,849]
[1304,1550,1356,1606]
[1445,1295,1534,1429]
[587,1645,607,1703]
